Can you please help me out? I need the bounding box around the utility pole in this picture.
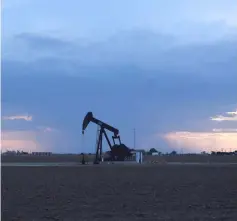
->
[133,128,136,149]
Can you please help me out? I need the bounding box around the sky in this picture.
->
[1,0,237,153]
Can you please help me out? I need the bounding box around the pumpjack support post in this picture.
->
[81,153,86,165]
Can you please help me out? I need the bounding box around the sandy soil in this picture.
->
[2,164,237,221]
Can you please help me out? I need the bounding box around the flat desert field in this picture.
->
[2,164,237,221]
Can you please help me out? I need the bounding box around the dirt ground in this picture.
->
[2,164,237,221]
[2,154,237,163]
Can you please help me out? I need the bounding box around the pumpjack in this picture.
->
[82,112,133,164]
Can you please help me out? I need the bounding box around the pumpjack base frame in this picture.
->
[94,126,121,164]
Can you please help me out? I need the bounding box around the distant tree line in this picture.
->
[142,148,178,156]
[211,151,237,156]
[141,149,237,156]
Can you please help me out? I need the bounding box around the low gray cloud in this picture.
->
[211,108,237,122]
[2,114,33,121]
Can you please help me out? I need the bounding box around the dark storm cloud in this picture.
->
[2,30,237,152]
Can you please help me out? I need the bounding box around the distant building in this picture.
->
[31,152,52,156]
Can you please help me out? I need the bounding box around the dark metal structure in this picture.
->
[82,112,133,164]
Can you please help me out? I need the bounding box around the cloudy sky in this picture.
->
[1,0,237,153]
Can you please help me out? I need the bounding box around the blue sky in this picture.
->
[2,0,237,153]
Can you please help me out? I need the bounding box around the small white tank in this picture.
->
[135,152,143,163]
[140,152,143,163]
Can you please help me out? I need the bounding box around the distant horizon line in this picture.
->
[2,149,237,155]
